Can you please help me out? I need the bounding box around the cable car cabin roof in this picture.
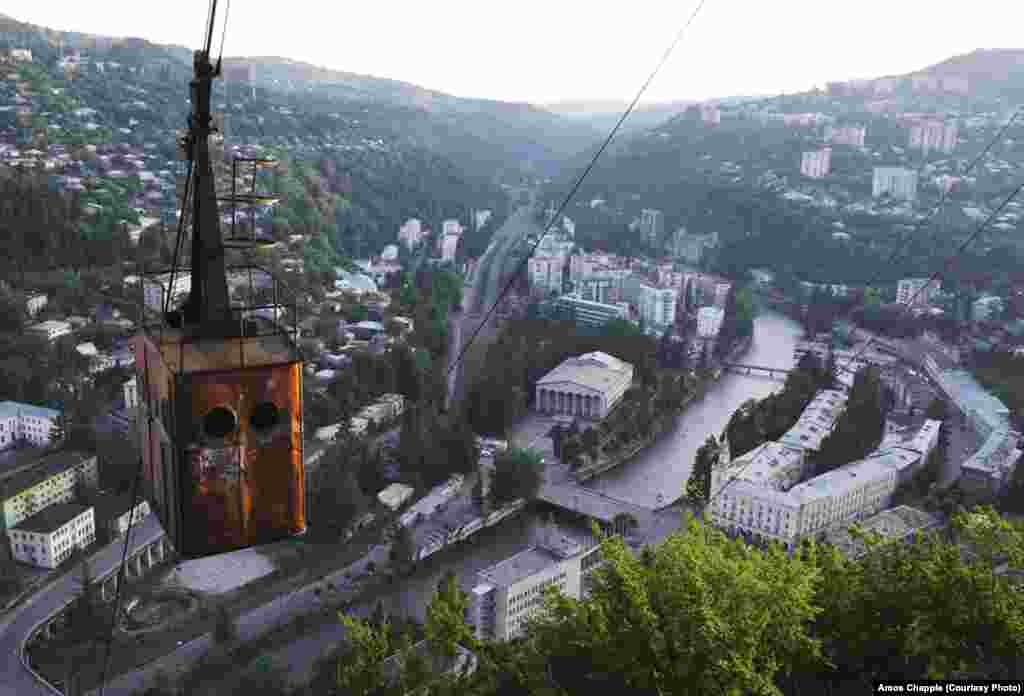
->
[136,265,303,375]
[142,321,301,375]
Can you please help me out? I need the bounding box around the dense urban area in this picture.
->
[0,9,1023,696]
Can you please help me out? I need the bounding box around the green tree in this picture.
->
[529,517,824,695]
[489,448,544,505]
[685,436,717,505]
[337,611,392,696]
[581,427,600,461]
[425,572,477,661]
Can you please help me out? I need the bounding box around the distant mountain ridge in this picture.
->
[0,15,599,180]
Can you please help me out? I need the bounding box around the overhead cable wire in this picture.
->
[444,0,712,381]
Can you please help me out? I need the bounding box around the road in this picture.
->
[446,207,538,410]
[0,514,165,696]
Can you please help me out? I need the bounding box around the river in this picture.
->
[583,310,805,508]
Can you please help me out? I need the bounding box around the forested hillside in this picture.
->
[0,14,575,265]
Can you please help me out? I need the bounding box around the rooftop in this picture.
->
[963,429,1021,477]
[0,401,61,421]
[778,390,847,452]
[788,448,920,502]
[14,501,91,534]
[938,369,1011,433]
[477,545,567,589]
[823,505,942,558]
[0,450,96,499]
[720,442,806,491]
[91,490,145,522]
[537,352,633,393]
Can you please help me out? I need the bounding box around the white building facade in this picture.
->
[398,218,423,248]
[909,121,958,154]
[697,306,725,338]
[25,292,48,317]
[800,147,832,178]
[535,352,634,420]
[1,452,99,532]
[825,125,866,147]
[897,277,941,306]
[141,273,192,312]
[468,537,583,642]
[9,503,95,569]
[0,401,61,450]
[873,167,919,201]
[528,256,567,296]
[25,320,72,342]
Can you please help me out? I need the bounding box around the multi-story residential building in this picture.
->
[123,376,139,412]
[398,218,423,248]
[551,295,629,329]
[441,233,459,263]
[475,209,492,230]
[535,352,634,420]
[9,503,95,569]
[934,174,960,194]
[562,216,575,238]
[800,147,832,178]
[873,167,918,201]
[528,256,567,296]
[0,451,99,532]
[442,219,463,237]
[909,121,958,154]
[825,125,866,147]
[713,281,732,308]
[697,306,725,339]
[25,319,72,342]
[972,295,1004,321]
[623,276,677,333]
[467,535,583,642]
[141,273,192,312]
[672,229,719,265]
[93,491,151,537]
[897,277,941,306]
[639,209,664,247]
[0,401,62,450]
[9,48,33,62]
[700,104,721,125]
[25,292,48,317]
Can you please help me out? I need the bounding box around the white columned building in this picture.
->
[534,352,633,421]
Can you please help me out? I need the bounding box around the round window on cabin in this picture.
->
[203,406,238,439]
[250,402,281,432]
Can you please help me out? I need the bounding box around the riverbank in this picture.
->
[574,334,754,482]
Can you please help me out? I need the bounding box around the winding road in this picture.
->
[0,515,165,696]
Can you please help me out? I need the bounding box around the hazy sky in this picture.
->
[6,0,1024,105]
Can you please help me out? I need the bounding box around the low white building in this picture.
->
[93,492,151,537]
[398,218,423,248]
[9,503,95,569]
[123,376,139,411]
[1,451,99,532]
[377,483,415,511]
[25,292,47,317]
[468,535,583,642]
[535,352,634,420]
[697,306,725,339]
[0,401,62,450]
[141,273,192,312]
[25,320,72,342]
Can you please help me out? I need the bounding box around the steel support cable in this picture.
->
[444,0,711,381]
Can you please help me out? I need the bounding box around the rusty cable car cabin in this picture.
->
[131,6,306,557]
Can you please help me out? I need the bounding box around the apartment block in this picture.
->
[0,401,62,450]
[909,121,958,154]
[825,125,866,147]
[9,503,95,569]
[467,536,583,642]
[896,277,941,306]
[398,218,423,248]
[0,451,99,532]
[141,273,192,312]
[528,256,567,296]
[639,209,664,247]
[697,306,724,338]
[551,294,629,328]
[872,167,918,201]
[800,148,831,178]
[623,276,677,332]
